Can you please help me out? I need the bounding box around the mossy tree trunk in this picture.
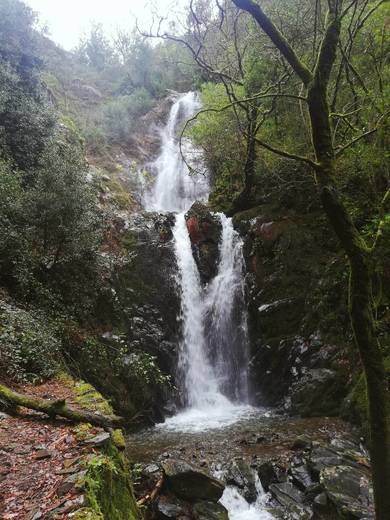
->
[0,383,124,428]
[232,1,390,517]
[234,106,258,211]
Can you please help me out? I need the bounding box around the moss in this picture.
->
[73,509,104,520]
[343,357,390,438]
[80,444,140,520]
[73,422,94,441]
[74,381,114,416]
[59,373,114,416]
[112,429,126,450]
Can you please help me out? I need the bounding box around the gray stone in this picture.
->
[156,495,187,519]
[193,501,229,520]
[269,482,312,519]
[83,432,110,447]
[162,459,225,502]
[290,464,314,491]
[226,459,257,502]
[320,465,374,519]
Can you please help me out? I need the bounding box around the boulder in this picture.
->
[257,461,286,491]
[269,482,312,519]
[193,501,229,520]
[225,459,257,502]
[308,446,357,478]
[162,460,225,502]
[289,463,314,491]
[185,202,222,284]
[320,465,374,519]
[155,495,189,519]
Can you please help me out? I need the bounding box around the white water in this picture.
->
[159,211,254,432]
[145,91,209,212]
[218,473,274,520]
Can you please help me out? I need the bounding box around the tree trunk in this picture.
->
[233,107,258,212]
[0,383,124,429]
[310,91,390,519]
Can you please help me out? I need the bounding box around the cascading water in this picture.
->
[144,91,254,431]
[144,91,209,212]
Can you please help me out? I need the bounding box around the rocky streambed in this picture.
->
[126,412,374,519]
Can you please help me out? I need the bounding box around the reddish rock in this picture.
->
[186,216,202,244]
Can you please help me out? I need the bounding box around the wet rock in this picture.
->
[269,482,312,519]
[257,462,286,491]
[225,459,257,502]
[289,368,345,416]
[185,202,222,284]
[308,446,353,477]
[313,492,328,514]
[320,465,374,519]
[193,501,229,520]
[83,432,110,447]
[156,495,188,519]
[162,459,224,502]
[289,463,314,491]
[145,463,160,474]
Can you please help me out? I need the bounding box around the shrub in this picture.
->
[0,300,61,382]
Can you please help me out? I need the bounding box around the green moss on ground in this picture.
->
[59,374,141,519]
[78,444,140,520]
[58,373,114,416]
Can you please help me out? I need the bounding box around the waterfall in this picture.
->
[146,91,253,430]
[205,213,249,403]
[173,212,248,410]
[145,91,209,212]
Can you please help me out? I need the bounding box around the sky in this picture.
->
[25,0,181,50]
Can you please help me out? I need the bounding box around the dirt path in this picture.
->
[0,379,108,519]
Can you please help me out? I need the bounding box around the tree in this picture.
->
[75,23,117,71]
[0,0,55,170]
[230,1,389,517]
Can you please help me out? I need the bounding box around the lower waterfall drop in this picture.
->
[160,212,254,432]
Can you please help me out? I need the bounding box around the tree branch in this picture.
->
[253,136,319,169]
[231,0,313,85]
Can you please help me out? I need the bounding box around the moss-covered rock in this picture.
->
[78,444,140,520]
[193,501,229,520]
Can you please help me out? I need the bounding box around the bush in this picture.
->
[0,300,61,382]
[102,88,152,142]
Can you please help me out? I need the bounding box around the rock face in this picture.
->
[225,459,257,503]
[162,460,225,502]
[233,206,351,416]
[254,435,374,520]
[320,465,373,519]
[185,202,222,284]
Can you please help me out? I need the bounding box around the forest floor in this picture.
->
[0,379,108,519]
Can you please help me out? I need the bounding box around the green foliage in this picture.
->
[0,300,61,382]
[190,83,247,210]
[0,0,55,169]
[102,88,153,142]
[124,351,171,388]
[75,24,117,71]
